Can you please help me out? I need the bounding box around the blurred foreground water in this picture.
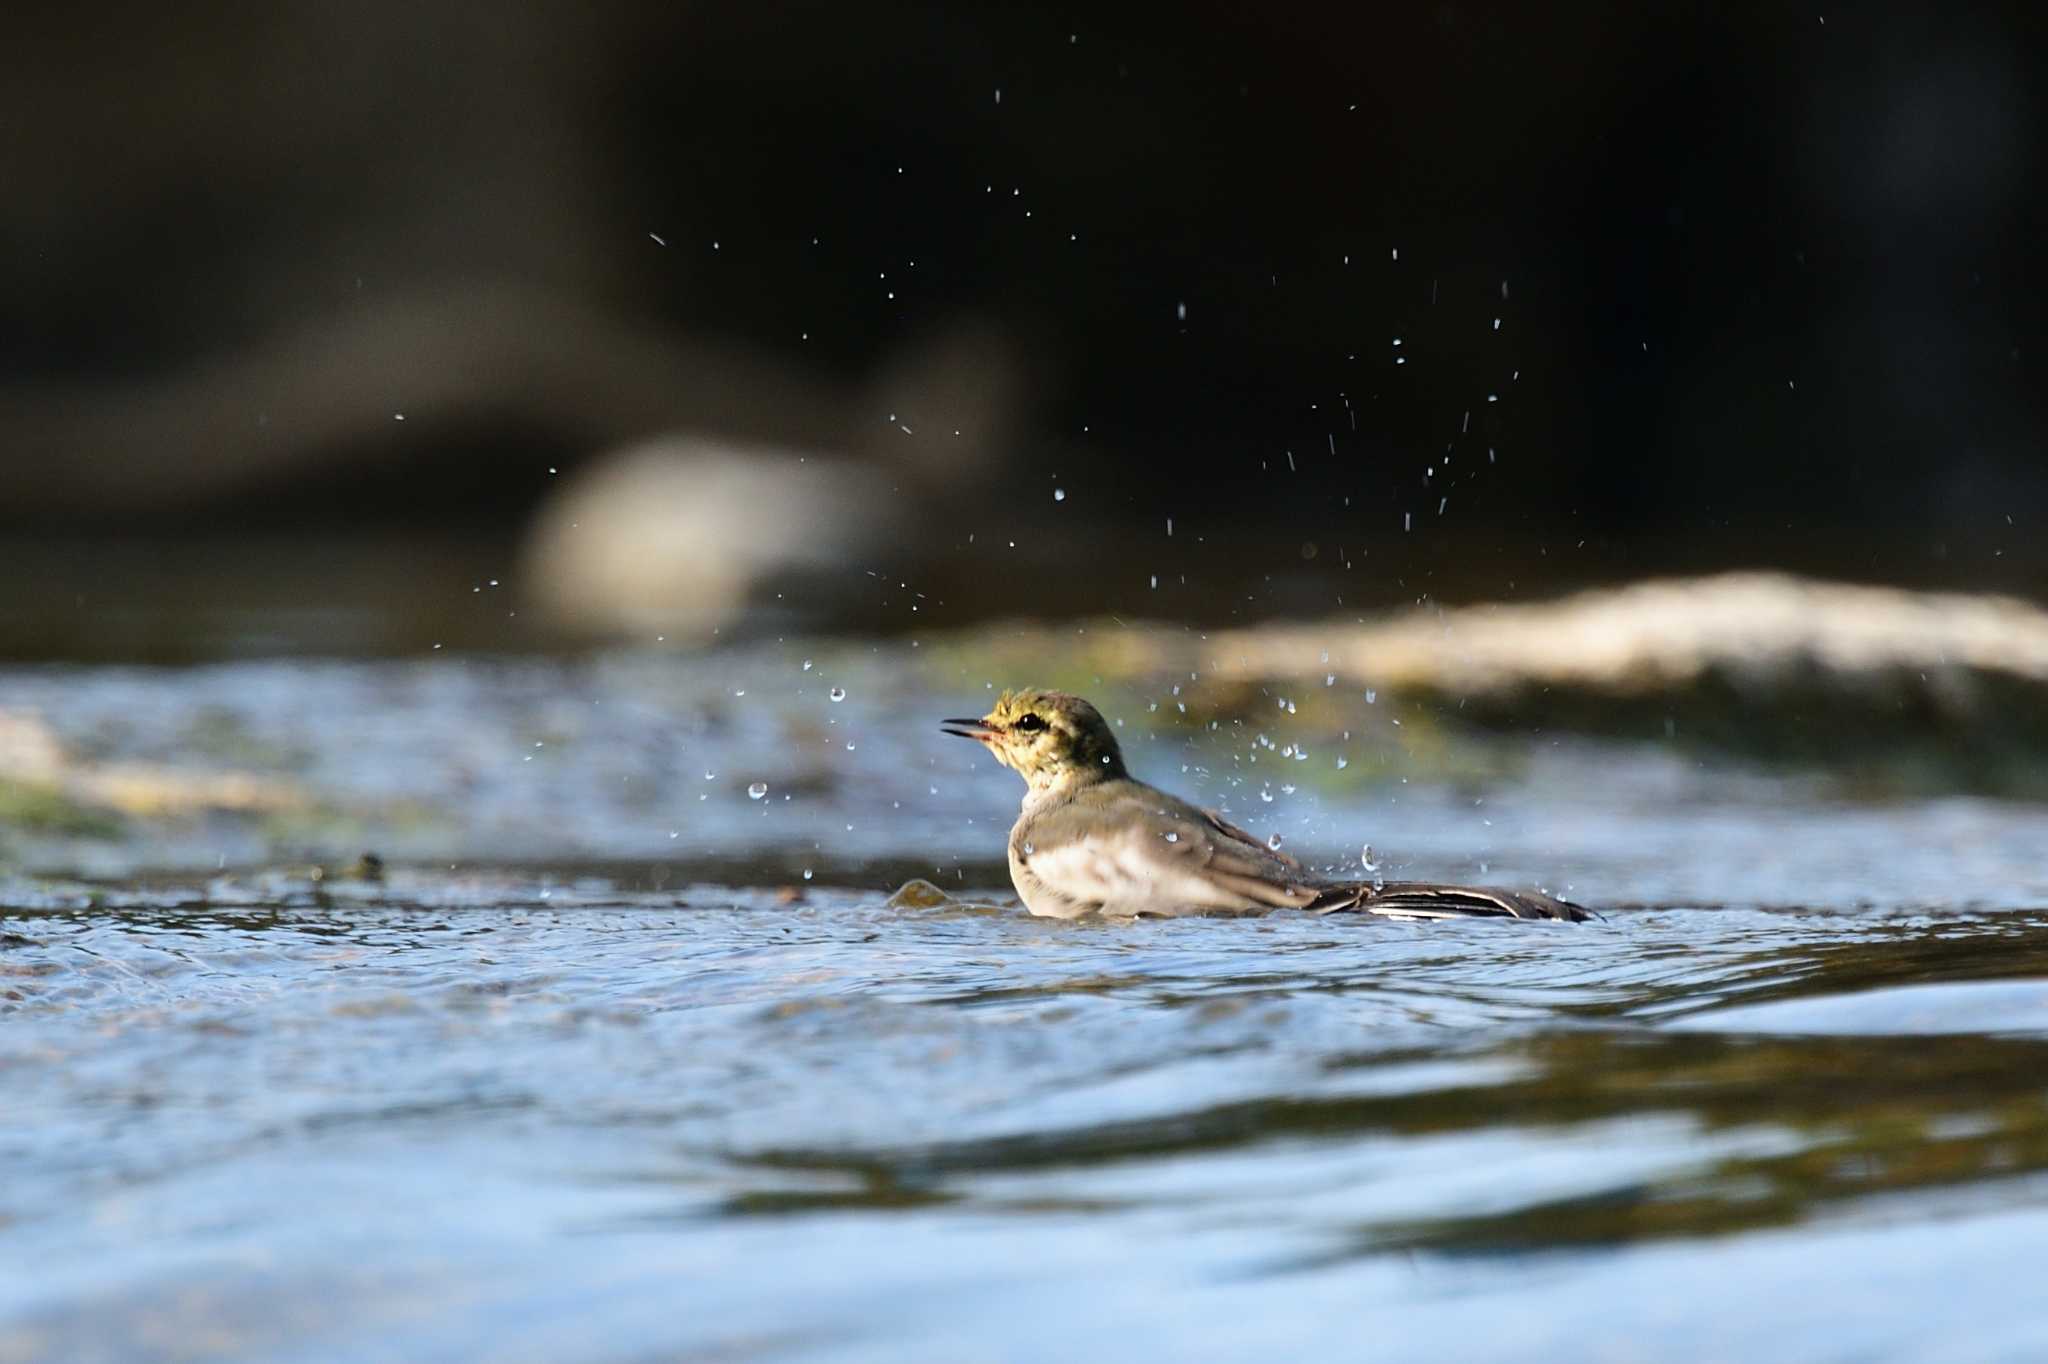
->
[5,644,2048,1361]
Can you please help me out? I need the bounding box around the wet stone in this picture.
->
[885,878,957,910]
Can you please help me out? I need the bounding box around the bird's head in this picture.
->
[942,689,1127,791]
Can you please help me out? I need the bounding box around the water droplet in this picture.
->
[748,782,768,800]
[1022,840,1034,856]
[1365,689,1377,704]
[1335,756,1349,769]
[1164,831,1179,843]
[1360,844,1379,872]
[1325,674,1336,686]
[802,868,814,881]
[802,659,813,671]
[1053,488,1066,502]
[829,686,847,702]
[1267,834,1284,851]
[1259,788,1274,803]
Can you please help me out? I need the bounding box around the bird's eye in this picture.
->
[1013,713,1045,732]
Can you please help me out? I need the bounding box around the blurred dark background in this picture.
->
[3,0,2041,657]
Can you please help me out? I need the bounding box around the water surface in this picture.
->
[5,656,2048,1360]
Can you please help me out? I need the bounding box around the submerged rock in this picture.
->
[885,878,956,911]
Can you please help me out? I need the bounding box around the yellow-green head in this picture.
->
[942,689,1128,790]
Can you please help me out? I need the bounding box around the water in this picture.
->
[6,654,2048,1360]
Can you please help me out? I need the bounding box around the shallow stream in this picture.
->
[5,653,2048,1361]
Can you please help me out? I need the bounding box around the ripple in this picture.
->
[10,870,2048,1360]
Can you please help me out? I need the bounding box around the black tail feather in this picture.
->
[1312,881,1594,922]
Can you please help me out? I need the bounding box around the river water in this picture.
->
[5,652,2048,1361]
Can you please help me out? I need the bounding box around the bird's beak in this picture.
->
[941,717,1000,743]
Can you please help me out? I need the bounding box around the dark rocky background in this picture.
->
[3,1,2041,656]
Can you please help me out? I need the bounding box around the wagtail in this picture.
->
[943,689,1590,921]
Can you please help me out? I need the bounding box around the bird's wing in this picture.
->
[1201,807,1307,871]
[1316,881,1592,922]
[1022,786,1320,914]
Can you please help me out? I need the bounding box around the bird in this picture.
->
[942,689,1590,922]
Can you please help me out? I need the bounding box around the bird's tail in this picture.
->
[1311,881,1594,922]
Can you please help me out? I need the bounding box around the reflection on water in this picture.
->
[7,865,2048,1360]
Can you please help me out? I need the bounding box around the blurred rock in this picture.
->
[518,316,1025,640]
[0,710,65,783]
[75,766,308,819]
[1214,573,2048,701]
[0,707,306,822]
[522,439,901,638]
